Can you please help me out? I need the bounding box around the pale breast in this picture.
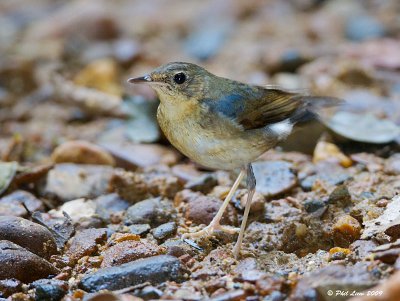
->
[157,103,272,170]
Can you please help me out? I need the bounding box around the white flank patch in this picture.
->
[269,120,293,139]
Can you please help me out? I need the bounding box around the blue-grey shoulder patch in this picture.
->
[203,93,245,120]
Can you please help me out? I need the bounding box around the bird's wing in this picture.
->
[202,84,305,130]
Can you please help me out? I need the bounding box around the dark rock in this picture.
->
[95,193,130,222]
[101,239,164,267]
[129,224,151,236]
[328,185,352,207]
[301,163,351,191]
[66,228,107,263]
[289,263,379,300]
[152,222,177,241]
[79,255,185,292]
[385,154,400,175]
[32,211,74,250]
[31,279,67,301]
[304,199,326,213]
[0,240,59,283]
[42,164,114,203]
[125,197,175,227]
[0,279,22,298]
[185,174,218,194]
[0,216,57,259]
[253,161,297,197]
[185,193,237,226]
[0,190,44,217]
[161,239,199,257]
[345,15,386,41]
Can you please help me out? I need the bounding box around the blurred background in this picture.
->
[1,0,400,163]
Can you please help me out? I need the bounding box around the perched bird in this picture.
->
[128,62,340,258]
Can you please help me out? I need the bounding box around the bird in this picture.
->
[128,62,341,258]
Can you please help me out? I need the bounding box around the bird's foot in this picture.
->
[182,222,239,240]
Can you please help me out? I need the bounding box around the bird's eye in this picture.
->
[173,72,186,84]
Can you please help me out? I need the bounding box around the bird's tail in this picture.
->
[289,96,343,124]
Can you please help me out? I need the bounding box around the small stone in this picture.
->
[125,197,175,227]
[332,215,361,247]
[313,141,352,167]
[0,216,57,259]
[0,240,59,283]
[185,174,218,194]
[0,190,44,217]
[51,141,115,166]
[252,161,297,197]
[54,198,96,224]
[385,153,400,175]
[152,222,177,241]
[66,228,108,263]
[42,164,114,203]
[95,193,130,222]
[31,279,68,301]
[79,255,185,292]
[128,224,151,236]
[350,240,378,261]
[301,163,351,191]
[161,238,199,257]
[346,15,386,41]
[329,247,351,261]
[101,239,164,267]
[328,185,352,207]
[102,143,179,169]
[237,189,265,213]
[304,199,326,213]
[0,279,22,298]
[74,58,121,96]
[185,192,237,226]
[210,289,245,301]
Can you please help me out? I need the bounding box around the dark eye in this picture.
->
[173,72,186,84]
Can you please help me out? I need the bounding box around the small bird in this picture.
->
[128,62,340,258]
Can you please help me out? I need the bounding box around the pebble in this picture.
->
[332,215,361,247]
[328,185,352,207]
[51,140,115,166]
[95,193,130,222]
[0,216,57,259]
[161,238,199,257]
[0,190,44,217]
[237,189,265,213]
[252,161,297,197]
[129,224,151,236]
[385,153,400,175]
[184,192,237,226]
[79,255,185,292]
[66,228,108,263]
[0,240,59,283]
[184,174,218,194]
[42,164,114,203]
[313,141,352,167]
[304,199,326,213]
[345,15,386,41]
[0,279,22,298]
[301,163,351,191]
[102,143,179,169]
[110,170,182,203]
[295,263,379,298]
[31,279,68,301]
[101,239,165,267]
[54,198,96,224]
[152,222,177,241]
[125,197,175,227]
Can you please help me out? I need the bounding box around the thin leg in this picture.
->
[182,168,246,240]
[233,163,256,258]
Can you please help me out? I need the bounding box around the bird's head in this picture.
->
[128,62,215,103]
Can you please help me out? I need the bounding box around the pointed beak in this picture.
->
[127,75,152,84]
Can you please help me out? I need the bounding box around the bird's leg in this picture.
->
[233,163,256,258]
[182,168,246,240]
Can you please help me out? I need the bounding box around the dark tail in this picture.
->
[289,96,343,124]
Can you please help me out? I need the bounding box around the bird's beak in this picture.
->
[127,75,152,84]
